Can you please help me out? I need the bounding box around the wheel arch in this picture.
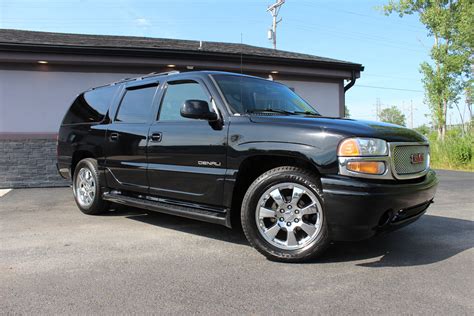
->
[229,152,322,228]
[71,150,96,176]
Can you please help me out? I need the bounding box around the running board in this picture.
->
[102,192,231,228]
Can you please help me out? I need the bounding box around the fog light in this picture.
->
[346,161,385,175]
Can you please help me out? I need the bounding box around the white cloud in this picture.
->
[136,18,151,27]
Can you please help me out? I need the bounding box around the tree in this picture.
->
[382,0,473,140]
[344,105,351,118]
[379,106,407,126]
[414,124,431,135]
[466,78,473,120]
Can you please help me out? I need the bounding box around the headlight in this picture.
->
[338,138,388,157]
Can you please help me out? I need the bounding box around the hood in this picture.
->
[248,115,427,143]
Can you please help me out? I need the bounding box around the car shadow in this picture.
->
[311,215,473,267]
[106,205,249,245]
[105,207,473,267]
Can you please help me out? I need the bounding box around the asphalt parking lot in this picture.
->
[1,170,473,314]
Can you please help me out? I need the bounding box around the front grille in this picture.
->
[392,145,429,175]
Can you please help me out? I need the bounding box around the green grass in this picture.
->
[427,128,474,172]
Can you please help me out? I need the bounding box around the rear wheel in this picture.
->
[241,166,329,262]
[72,158,109,215]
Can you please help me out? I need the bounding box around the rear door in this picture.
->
[104,81,159,193]
[147,77,228,206]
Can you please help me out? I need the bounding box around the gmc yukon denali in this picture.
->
[57,71,438,262]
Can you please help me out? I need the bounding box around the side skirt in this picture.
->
[102,191,232,228]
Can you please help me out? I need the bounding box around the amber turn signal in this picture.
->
[346,161,385,175]
[338,139,360,156]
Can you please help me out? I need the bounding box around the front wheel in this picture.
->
[241,166,329,262]
[72,158,109,215]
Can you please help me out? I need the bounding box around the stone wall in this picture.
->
[0,138,69,188]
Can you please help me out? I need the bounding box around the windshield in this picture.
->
[212,74,320,115]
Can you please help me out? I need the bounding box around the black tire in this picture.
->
[241,166,329,262]
[72,158,109,215]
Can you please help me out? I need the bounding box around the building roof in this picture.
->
[0,29,363,71]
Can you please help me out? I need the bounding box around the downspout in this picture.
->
[344,70,356,92]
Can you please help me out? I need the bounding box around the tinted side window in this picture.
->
[159,81,209,121]
[116,85,158,123]
[62,85,118,124]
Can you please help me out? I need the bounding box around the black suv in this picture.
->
[57,70,438,262]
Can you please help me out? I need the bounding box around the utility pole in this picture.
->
[267,0,285,49]
[402,100,416,128]
[375,98,382,121]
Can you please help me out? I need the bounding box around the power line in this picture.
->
[0,1,431,57]
[286,23,427,53]
[363,73,421,81]
[285,18,423,48]
[298,1,425,31]
[3,14,427,54]
[356,85,424,93]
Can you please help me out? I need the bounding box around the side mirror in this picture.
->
[180,100,218,121]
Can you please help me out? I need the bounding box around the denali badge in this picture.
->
[198,161,222,167]
[410,153,424,164]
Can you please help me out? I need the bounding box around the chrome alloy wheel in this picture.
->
[75,167,96,207]
[255,182,323,250]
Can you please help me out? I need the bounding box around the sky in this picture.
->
[1,0,466,127]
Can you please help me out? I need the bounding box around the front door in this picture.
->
[147,78,228,206]
[104,82,159,193]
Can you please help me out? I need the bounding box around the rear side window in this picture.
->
[62,85,118,124]
[115,85,158,123]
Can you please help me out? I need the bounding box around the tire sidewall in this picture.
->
[72,159,104,214]
[241,167,328,261]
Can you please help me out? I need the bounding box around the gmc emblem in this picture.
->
[410,153,424,164]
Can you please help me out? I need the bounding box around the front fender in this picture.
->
[228,141,338,174]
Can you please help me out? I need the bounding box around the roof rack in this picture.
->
[140,70,180,79]
[109,77,136,86]
[89,78,134,90]
[107,70,180,86]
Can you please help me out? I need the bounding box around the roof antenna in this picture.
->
[240,33,243,74]
[239,32,244,115]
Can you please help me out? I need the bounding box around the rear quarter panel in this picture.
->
[57,123,108,177]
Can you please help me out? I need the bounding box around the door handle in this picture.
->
[150,132,162,142]
[109,132,119,141]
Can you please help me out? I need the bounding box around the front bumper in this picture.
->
[321,170,438,241]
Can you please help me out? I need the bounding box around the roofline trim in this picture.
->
[0,42,364,71]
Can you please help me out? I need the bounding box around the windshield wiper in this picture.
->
[292,110,321,116]
[246,109,321,116]
[246,109,297,115]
